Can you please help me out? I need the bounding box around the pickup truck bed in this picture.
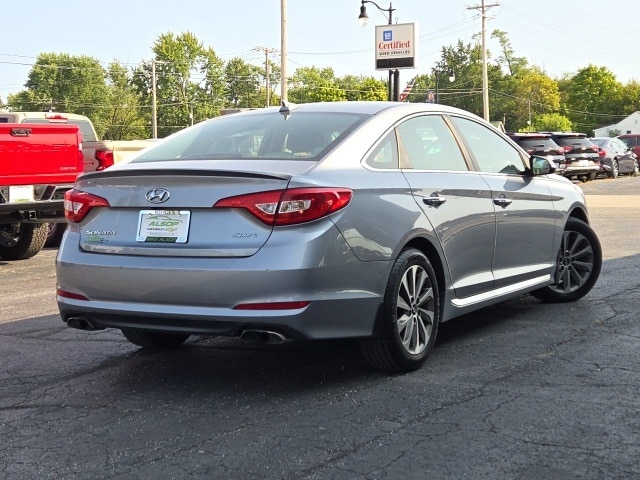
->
[0,123,83,260]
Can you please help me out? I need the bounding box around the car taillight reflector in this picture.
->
[214,187,353,226]
[95,149,114,171]
[233,301,310,310]
[56,288,89,301]
[64,189,110,223]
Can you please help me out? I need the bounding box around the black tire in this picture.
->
[0,223,48,260]
[360,248,440,373]
[45,223,66,248]
[121,328,190,349]
[531,218,602,303]
[608,160,619,179]
[632,161,639,177]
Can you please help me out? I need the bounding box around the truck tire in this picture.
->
[0,223,48,260]
[45,222,66,248]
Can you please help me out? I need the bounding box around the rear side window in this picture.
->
[396,115,468,171]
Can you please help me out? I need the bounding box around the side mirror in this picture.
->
[529,156,556,175]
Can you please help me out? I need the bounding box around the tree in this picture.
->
[288,67,346,103]
[7,53,110,137]
[224,57,262,108]
[337,75,387,101]
[431,40,485,115]
[101,62,148,140]
[492,29,528,77]
[530,113,572,132]
[560,65,622,134]
[132,31,226,137]
[511,68,561,131]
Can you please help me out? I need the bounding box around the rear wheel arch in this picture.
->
[403,236,446,302]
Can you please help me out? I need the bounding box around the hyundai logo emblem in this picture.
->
[145,188,171,204]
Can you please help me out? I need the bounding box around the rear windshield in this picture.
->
[514,138,560,150]
[553,136,592,147]
[132,111,367,163]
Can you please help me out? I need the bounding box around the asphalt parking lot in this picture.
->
[1,175,639,479]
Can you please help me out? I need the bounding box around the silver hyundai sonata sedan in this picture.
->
[56,101,602,372]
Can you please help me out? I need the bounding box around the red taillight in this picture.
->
[95,149,114,171]
[597,147,606,158]
[214,187,353,226]
[64,189,110,223]
[233,301,310,310]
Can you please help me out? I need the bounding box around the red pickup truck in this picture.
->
[0,123,83,260]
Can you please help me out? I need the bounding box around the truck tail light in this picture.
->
[95,149,114,171]
[214,187,352,226]
[64,189,110,223]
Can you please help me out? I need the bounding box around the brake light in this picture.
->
[44,113,68,121]
[64,189,110,223]
[214,187,353,226]
[95,149,115,170]
[597,147,606,158]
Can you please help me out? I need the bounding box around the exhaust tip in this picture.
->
[240,329,288,344]
[66,317,103,331]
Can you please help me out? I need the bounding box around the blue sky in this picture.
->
[1,0,639,100]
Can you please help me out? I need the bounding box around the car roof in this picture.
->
[226,101,483,119]
[507,132,552,139]
[541,131,587,137]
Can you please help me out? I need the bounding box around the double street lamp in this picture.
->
[357,1,399,101]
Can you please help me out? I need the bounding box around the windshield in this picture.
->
[132,111,367,163]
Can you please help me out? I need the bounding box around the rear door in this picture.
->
[396,114,497,299]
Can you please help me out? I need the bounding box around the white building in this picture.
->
[593,111,640,137]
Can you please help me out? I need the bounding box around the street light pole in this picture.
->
[358,0,399,101]
[434,67,455,103]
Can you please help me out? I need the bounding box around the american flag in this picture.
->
[399,79,415,102]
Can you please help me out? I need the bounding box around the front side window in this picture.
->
[450,116,527,174]
[396,115,469,171]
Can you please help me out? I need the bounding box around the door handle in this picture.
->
[422,194,447,207]
[493,196,512,208]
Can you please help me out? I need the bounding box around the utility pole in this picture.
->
[467,0,500,121]
[254,46,278,107]
[281,0,288,103]
[151,59,167,139]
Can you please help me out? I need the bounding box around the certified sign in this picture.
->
[375,22,418,70]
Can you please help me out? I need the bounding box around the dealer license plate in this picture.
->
[136,210,190,243]
[9,185,34,203]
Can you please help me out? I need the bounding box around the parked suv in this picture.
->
[540,132,600,182]
[507,133,566,175]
